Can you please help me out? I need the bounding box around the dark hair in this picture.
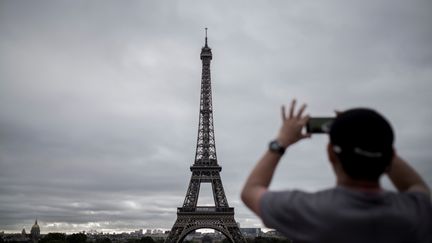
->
[329,108,394,181]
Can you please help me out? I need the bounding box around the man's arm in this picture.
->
[241,150,283,217]
[241,100,310,217]
[387,155,430,196]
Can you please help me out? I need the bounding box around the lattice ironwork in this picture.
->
[166,214,245,243]
[166,30,246,243]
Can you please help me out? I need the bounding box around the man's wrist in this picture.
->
[269,140,287,155]
[276,136,292,148]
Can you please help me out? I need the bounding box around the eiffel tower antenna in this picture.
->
[205,27,208,46]
[165,30,246,243]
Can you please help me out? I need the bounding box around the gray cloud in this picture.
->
[1,0,431,233]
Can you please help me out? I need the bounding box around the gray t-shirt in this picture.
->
[260,186,432,243]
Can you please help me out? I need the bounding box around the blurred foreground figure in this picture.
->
[241,100,431,243]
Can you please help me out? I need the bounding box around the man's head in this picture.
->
[329,108,394,181]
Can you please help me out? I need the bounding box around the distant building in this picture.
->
[130,229,143,236]
[30,220,40,243]
[264,229,285,238]
[240,228,262,237]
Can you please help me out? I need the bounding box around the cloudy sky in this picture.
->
[1,0,431,234]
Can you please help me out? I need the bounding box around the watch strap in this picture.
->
[269,140,286,155]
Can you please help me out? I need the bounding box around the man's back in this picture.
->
[260,187,432,243]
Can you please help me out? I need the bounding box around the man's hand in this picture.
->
[387,154,430,196]
[241,99,310,217]
[277,99,311,148]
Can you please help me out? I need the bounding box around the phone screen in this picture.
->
[306,117,335,134]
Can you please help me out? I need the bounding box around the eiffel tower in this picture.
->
[165,30,246,243]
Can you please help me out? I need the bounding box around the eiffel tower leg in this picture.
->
[183,177,200,208]
[221,216,247,243]
[211,175,229,207]
[165,217,184,243]
[227,226,247,243]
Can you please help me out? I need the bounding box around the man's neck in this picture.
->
[338,177,382,192]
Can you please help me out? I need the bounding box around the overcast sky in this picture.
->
[1,0,431,234]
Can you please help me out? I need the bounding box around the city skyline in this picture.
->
[1,0,432,234]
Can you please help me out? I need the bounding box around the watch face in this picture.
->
[269,140,285,155]
[270,141,280,150]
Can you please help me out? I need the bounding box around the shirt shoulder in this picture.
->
[259,188,340,241]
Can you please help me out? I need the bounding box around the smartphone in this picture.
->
[306,117,335,134]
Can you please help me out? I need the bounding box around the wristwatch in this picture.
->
[269,140,286,155]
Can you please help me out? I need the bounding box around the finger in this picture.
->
[334,110,343,117]
[296,103,307,118]
[289,99,296,118]
[281,105,286,120]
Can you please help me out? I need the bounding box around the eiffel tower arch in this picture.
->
[165,30,246,243]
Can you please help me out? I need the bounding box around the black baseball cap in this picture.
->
[329,108,394,180]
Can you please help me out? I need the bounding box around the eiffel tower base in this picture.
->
[165,208,246,243]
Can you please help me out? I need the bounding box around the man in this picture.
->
[241,100,431,243]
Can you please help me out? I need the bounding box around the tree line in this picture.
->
[21,233,292,243]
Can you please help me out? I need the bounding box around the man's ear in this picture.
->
[327,143,338,165]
